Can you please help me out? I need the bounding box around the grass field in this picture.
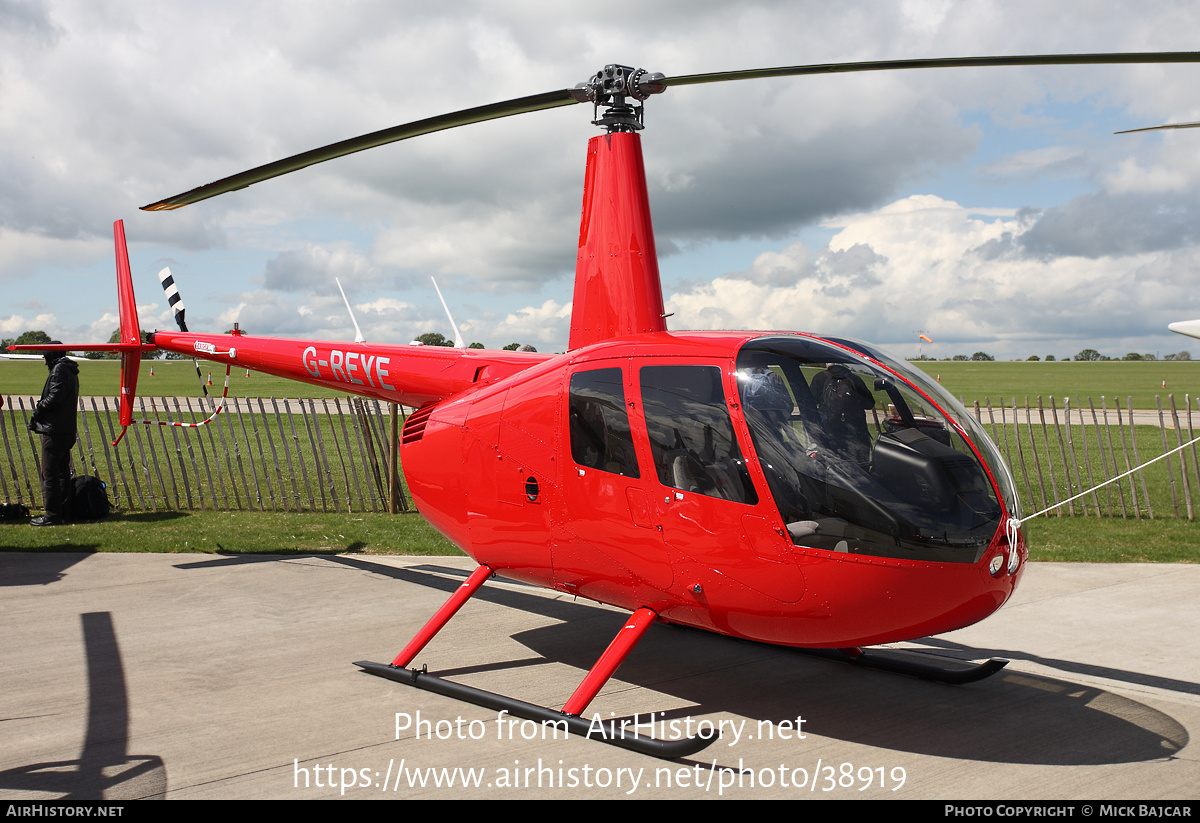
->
[0,510,459,555]
[908,359,1200,410]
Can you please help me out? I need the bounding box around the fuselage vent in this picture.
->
[402,402,440,444]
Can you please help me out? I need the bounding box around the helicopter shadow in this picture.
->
[911,635,1200,697]
[165,553,1189,766]
[0,612,167,799]
[333,559,1189,767]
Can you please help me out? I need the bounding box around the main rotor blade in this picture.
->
[143,51,1200,211]
[661,51,1200,88]
[142,88,580,211]
[1116,121,1200,134]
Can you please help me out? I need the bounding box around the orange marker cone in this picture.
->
[1163,379,1167,388]
[245,369,250,378]
[207,372,213,386]
[149,366,154,376]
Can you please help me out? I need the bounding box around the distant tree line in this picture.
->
[913,348,1193,363]
[910,352,995,362]
[0,330,54,350]
[413,332,535,351]
[1065,349,1190,362]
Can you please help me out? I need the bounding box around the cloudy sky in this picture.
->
[3,0,1200,361]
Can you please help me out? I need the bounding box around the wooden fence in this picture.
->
[1,395,408,514]
[970,394,1200,521]
[5,392,1200,521]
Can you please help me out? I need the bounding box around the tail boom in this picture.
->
[150,330,551,408]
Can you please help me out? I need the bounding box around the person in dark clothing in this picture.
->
[28,346,79,525]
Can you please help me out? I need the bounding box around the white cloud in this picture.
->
[490,299,572,350]
[1,312,58,337]
[664,194,1192,358]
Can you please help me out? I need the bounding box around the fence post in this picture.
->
[1026,396,1049,515]
[1073,398,1101,517]
[0,397,23,505]
[334,397,370,512]
[1043,396,1069,516]
[322,398,354,513]
[163,400,194,510]
[243,397,273,512]
[269,397,301,511]
[1188,396,1200,513]
[145,398,180,509]
[1123,397,1153,519]
[1058,397,1083,516]
[298,399,328,513]
[1169,395,1193,521]
[184,397,219,511]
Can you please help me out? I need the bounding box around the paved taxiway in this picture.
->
[1,552,1197,800]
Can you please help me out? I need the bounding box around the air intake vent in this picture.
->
[402,402,440,444]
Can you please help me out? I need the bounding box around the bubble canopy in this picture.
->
[735,336,1018,564]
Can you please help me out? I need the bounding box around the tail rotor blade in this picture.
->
[158,267,188,332]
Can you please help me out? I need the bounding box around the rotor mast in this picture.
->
[567,66,670,351]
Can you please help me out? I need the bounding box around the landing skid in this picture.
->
[805,646,1009,684]
[357,564,717,759]
[361,564,1005,759]
[355,660,717,758]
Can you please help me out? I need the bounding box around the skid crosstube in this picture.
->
[360,564,717,759]
[355,660,718,758]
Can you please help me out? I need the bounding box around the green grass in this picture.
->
[0,510,462,555]
[909,360,1200,410]
[1023,517,1200,563]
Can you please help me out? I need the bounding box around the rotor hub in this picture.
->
[572,64,667,132]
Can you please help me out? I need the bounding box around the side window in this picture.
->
[639,365,757,505]
[568,368,639,478]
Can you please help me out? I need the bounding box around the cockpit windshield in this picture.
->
[736,336,1011,563]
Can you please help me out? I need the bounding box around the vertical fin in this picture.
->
[113,221,143,434]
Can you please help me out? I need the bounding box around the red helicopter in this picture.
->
[18,51,1200,758]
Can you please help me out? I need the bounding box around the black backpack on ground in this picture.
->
[72,476,112,521]
[0,503,30,522]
